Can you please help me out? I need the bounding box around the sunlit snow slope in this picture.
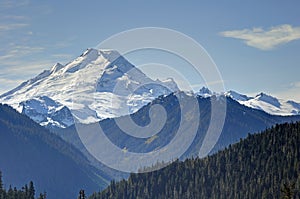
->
[0,48,178,128]
[196,87,300,116]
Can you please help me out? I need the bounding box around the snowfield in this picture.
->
[0,48,178,128]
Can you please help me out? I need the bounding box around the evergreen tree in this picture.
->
[78,190,86,199]
[0,171,3,199]
[7,186,13,199]
[37,192,46,199]
[0,172,40,199]
[28,181,35,199]
[90,122,300,199]
[0,171,2,191]
[281,182,295,199]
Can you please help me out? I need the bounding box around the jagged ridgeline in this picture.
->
[90,122,300,199]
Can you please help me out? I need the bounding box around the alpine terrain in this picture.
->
[197,87,300,116]
[0,48,178,129]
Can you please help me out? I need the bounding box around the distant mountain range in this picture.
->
[198,87,300,116]
[1,48,299,130]
[1,48,300,167]
[56,93,300,167]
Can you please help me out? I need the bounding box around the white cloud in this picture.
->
[0,23,28,32]
[0,43,74,95]
[1,60,53,74]
[0,45,44,61]
[0,59,58,95]
[273,81,300,102]
[0,0,29,9]
[0,15,27,20]
[51,53,73,60]
[220,24,300,50]
[0,45,62,74]
[0,44,53,94]
[0,77,23,95]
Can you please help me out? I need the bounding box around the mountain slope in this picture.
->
[196,87,300,116]
[0,104,110,199]
[225,90,300,116]
[0,48,178,128]
[56,93,300,168]
[90,122,300,199]
[1,47,298,130]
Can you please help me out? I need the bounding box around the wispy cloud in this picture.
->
[0,0,30,34]
[0,45,44,61]
[0,45,52,77]
[0,0,29,9]
[0,60,54,76]
[0,77,24,95]
[0,43,74,95]
[0,59,58,95]
[51,53,73,60]
[0,23,28,32]
[274,81,300,102]
[0,15,27,20]
[220,24,300,50]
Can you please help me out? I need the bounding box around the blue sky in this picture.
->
[1,0,300,100]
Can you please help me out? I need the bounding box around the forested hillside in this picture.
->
[91,122,300,199]
[0,104,109,199]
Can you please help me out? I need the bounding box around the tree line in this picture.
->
[89,122,300,199]
[2,121,300,198]
[0,172,46,199]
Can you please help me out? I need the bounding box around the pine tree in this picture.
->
[7,185,13,199]
[28,181,35,199]
[0,172,4,199]
[24,184,28,198]
[13,187,18,199]
[90,122,300,199]
[78,189,86,199]
[0,171,2,191]
[281,182,295,199]
[0,171,41,199]
[37,192,47,199]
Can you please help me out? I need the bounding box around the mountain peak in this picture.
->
[60,48,121,74]
[199,87,212,94]
[255,92,267,97]
[225,90,251,101]
[81,48,121,63]
[0,48,179,127]
[254,92,281,108]
[50,63,64,73]
[99,49,121,62]
[196,87,213,98]
[224,90,300,116]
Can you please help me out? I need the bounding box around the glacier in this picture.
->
[0,48,179,128]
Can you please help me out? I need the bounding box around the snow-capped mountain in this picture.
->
[196,87,214,98]
[195,87,300,116]
[0,48,178,128]
[224,90,252,101]
[225,91,300,116]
